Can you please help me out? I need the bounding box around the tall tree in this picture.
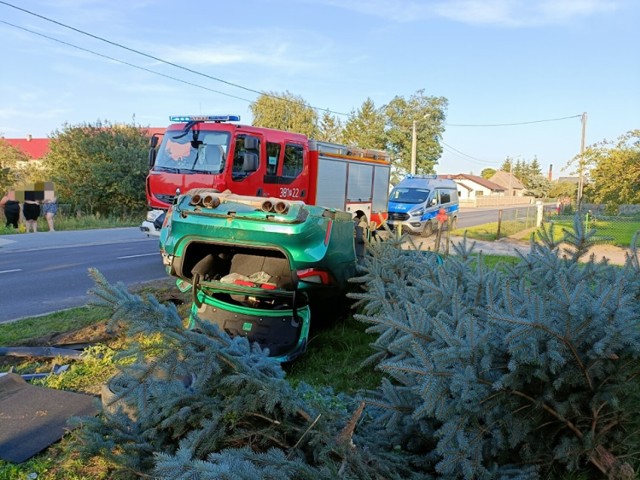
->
[582,129,640,207]
[249,91,318,138]
[0,139,29,193]
[316,111,343,143]
[342,98,386,150]
[43,121,149,215]
[528,156,542,177]
[500,157,513,173]
[384,90,448,176]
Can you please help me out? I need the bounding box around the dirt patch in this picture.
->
[582,243,636,266]
[19,321,116,348]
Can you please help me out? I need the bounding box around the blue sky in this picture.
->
[0,0,637,177]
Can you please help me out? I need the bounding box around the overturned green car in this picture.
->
[159,189,359,361]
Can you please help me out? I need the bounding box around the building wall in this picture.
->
[453,179,504,200]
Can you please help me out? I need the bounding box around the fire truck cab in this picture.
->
[141,115,391,235]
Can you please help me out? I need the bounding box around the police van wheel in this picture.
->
[421,221,434,237]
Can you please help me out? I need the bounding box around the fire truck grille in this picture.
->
[388,212,409,221]
[156,194,175,205]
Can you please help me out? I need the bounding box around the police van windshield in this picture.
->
[389,187,430,204]
[154,131,230,174]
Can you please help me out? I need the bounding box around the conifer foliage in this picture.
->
[77,217,640,479]
[350,220,640,479]
[78,270,419,479]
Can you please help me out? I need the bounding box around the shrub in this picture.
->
[75,216,640,479]
[76,270,419,479]
[350,219,640,478]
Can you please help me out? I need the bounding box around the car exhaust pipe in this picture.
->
[274,201,289,214]
[190,194,202,206]
[261,200,274,212]
[202,195,220,209]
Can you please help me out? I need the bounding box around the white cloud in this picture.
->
[155,29,329,73]
[305,0,624,26]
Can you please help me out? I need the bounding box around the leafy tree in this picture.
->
[480,168,496,179]
[582,130,640,207]
[250,91,319,138]
[316,111,343,143]
[523,174,552,198]
[0,139,29,193]
[384,90,448,177]
[43,121,150,215]
[342,98,386,150]
[549,180,577,199]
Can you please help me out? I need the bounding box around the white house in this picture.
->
[441,174,506,200]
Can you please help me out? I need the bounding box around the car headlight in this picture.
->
[410,208,424,217]
[146,209,164,222]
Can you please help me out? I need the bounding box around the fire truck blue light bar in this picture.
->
[169,115,240,123]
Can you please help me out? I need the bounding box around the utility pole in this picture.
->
[577,112,587,207]
[410,120,417,175]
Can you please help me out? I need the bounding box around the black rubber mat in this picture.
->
[0,373,98,463]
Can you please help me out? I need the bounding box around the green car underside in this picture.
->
[160,193,356,361]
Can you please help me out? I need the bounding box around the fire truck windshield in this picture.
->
[154,131,230,174]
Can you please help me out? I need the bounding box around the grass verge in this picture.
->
[0,212,143,235]
[453,216,640,247]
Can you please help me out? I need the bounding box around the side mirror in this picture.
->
[430,198,437,206]
[148,148,157,168]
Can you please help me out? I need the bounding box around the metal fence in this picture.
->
[495,205,542,238]
[463,205,640,247]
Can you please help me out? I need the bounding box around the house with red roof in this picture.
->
[2,135,50,161]
[2,128,165,162]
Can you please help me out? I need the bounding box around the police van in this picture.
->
[387,175,459,236]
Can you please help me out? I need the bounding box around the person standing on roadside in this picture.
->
[1,192,20,229]
[43,197,58,231]
[22,196,41,233]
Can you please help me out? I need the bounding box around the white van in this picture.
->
[387,175,459,236]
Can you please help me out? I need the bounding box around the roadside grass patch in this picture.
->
[284,315,383,394]
[455,216,640,247]
[0,212,143,235]
[0,306,112,346]
[534,216,640,247]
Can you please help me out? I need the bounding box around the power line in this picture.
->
[0,1,586,131]
[442,141,497,165]
[0,19,256,104]
[446,114,582,127]
[0,1,352,117]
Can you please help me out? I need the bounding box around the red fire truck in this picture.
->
[141,115,391,235]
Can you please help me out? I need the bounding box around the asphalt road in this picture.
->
[0,228,167,323]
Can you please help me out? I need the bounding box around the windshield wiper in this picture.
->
[154,166,180,173]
